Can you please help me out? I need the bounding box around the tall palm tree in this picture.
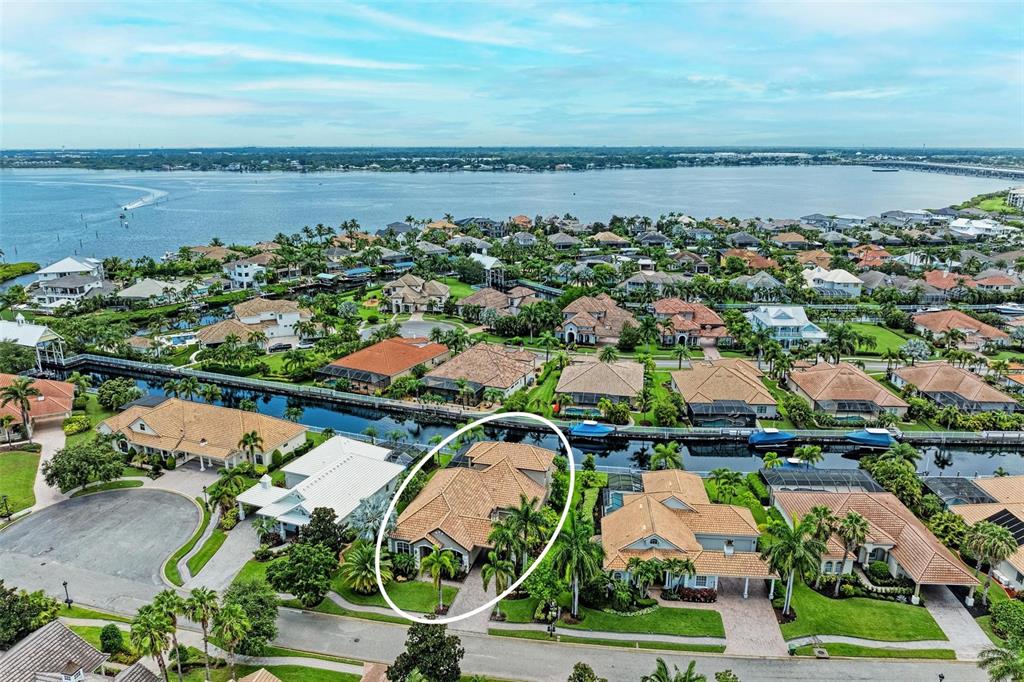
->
[761,451,783,469]
[0,377,41,443]
[551,510,605,618]
[663,557,696,590]
[981,523,1018,606]
[184,587,219,682]
[237,430,263,464]
[508,494,546,574]
[212,602,251,682]
[794,444,823,469]
[0,414,16,445]
[709,468,743,503]
[481,550,515,618]
[804,506,837,588]
[420,545,459,612]
[979,641,1024,682]
[760,517,827,615]
[67,371,92,397]
[598,345,619,363]
[152,590,187,682]
[650,441,683,470]
[487,518,520,565]
[177,376,201,401]
[834,511,869,596]
[130,605,173,682]
[672,345,690,369]
[537,331,559,362]
[363,425,379,444]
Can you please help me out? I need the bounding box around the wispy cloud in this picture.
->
[136,42,420,70]
[231,77,469,100]
[341,3,535,47]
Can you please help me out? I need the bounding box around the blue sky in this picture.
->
[1,1,1021,148]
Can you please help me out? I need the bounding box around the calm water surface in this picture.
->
[0,166,1009,265]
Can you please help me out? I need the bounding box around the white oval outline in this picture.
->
[373,412,576,625]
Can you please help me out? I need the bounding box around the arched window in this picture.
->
[824,561,833,574]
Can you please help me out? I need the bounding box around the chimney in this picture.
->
[724,540,735,557]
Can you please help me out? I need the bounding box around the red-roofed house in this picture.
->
[0,374,74,439]
[913,310,1009,350]
[651,298,730,347]
[317,337,449,392]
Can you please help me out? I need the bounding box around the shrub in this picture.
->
[20,442,42,453]
[367,314,379,324]
[867,560,892,584]
[840,583,856,598]
[675,587,717,603]
[271,450,284,469]
[392,552,417,579]
[72,396,88,410]
[253,545,274,562]
[635,597,658,608]
[100,623,123,653]
[219,507,239,530]
[745,472,769,504]
[164,457,176,470]
[254,464,268,476]
[992,600,1024,640]
[61,415,92,435]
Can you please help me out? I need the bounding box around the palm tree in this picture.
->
[152,590,187,682]
[363,425,379,444]
[709,468,743,503]
[212,602,251,682]
[0,414,16,445]
[641,658,706,682]
[67,371,92,397]
[0,377,41,443]
[131,605,173,682]
[420,545,459,612]
[672,345,690,369]
[981,523,1017,606]
[184,587,219,682]
[794,444,823,469]
[538,331,559,362]
[487,518,520,566]
[804,506,837,588]
[482,387,505,406]
[650,441,683,470]
[551,510,605,618]
[663,557,696,590]
[880,443,921,465]
[481,550,515,618]
[177,376,201,400]
[760,517,827,615]
[509,494,546,573]
[834,511,869,596]
[237,430,263,463]
[340,540,393,594]
[762,451,783,469]
[197,383,222,404]
[598,345,619,363]
[979,641,1024,682]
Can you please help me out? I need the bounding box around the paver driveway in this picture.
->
[0,489,199,612]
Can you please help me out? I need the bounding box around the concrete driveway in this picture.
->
[0,489,199,612]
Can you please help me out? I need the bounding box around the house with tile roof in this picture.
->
[236,435,404,537]
[222,252,299,290]
[619,271,690,296]
[556,293,636,346]
[382,274,450,313]
[892,362,1017,413]
[774,490,977,602]
[787,362,908,421]
[455,286,539,319]
[670,359,777,427]
[601,470,774,597]
[796,249,833,269]
[591,231,631,250]
[196,297,311,349]
[390,441,556,570]
[317,337,449,393]
[651,298,729,347]
[548,231,582,251]
[670,250,710,274]
[771,232,811,249]
[422,342,537,404]
[98,397,306,470]
[555,358,644,407]
[913,309,1009,349]
[720,248,778,271]
[0,374,74,439]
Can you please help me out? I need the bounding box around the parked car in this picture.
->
[267,343,291,353]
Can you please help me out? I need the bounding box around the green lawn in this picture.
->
[502,597,724,637]
[165,498,211,586]
[441,277,476,301]
[69,625,140,663]
[283,597,411,625]
[260,645,362,666]
[331,573,457,613]
[488,628,726,653]
[64,395,115,448]
[186,528,228,576]
[632,371,673,425]
[780,581,946,642]
[182,665,359,682]
[62,604,132,623]
[70,479,143,497]
[975,196,1024,215]
[525,366,561,417]
[848,323,919,355]
[793,643,955,659]
[704,479,767,525]
[977,615,1006,647]
[234,558,273,585]
[0,450,39,513]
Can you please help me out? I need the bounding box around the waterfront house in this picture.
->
[601,469,773,597]
[230,297,312,346]
[719,249,778,271]
[787,362,908,421]
[390,441,556,570]
[745,305,827,349]
[669,359,777,427]
[772,232,811,249]
[0,373,74,439]
[382,274,450,313]
[651,298,728,347]
[555,358,644,407]
[196,317,266,348]
[923,270,973,296]
[670,250,710,274]
[34,256,104,282]
[548,232,582,251]
[469,253,506,288]
[731,271,784,300]
[619,271,689,296]
[189,245,242,262]
[913,309,1009,349]
[317,337,449,393]
[455,216,504,238]
[382,221,417,240]
[801,266,863,298]
[455,286,539,319]
[949,477,1024,592]
[222,252,299,290]
[796,249,833,269]
[556,293,637,346]
[98,397,306,470]
[236,436,404,537]
[801,213,835,229]
[892,362,1018,413]
[972,273,1018,293]
[117,277,199,303]
[591,231,631,250]
[726,231,760,248]
[0,315,66,368]
[0,619,159,682]
[774,490,976,603]
[421,342,536,404]
[32,273,116,309]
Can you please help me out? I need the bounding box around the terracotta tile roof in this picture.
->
[773,232,808,243]
[670,359,776,407]
[383,274,450,305]
[195,318,262,345]
[189,245,240,262]
[558,294,637,340]
[721,249,778,270]
[974,275,1018,287]
[796,250,833,268]
[0,374,74,425]
[555,359,644,398]
[775,491,977,585]
[923,270,974,291]
[974,476,1024,503]
[392,442,554,552]
[894,362,1016,406]
[788,362,909,409]
[238,669,283,682]
[233,297,304,317]
[652,299,724,326]
[327,337,449,377]
[592,230,630,244]
[466,441,555,472]
[641,470,710,502]
[913,309,1009,340]
[425,343,536,390]
[99,398,305,462]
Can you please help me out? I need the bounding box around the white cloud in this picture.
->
[747,1,975,36]
[231,77,469,100]
[136,42,420,70]
[342,3,535,47]
[821,87,913,100]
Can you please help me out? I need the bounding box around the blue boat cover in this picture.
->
[845,430,895,447]
[748,430,795,446]
[569,422,615,437]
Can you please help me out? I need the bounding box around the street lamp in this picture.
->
[62,581,73,610]
[0,495,11,522]
[546,622,556,638]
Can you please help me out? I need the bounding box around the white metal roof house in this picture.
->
[746,305,827,349]
[35,256,104,281]
[801,266,863,298]
[0,314,66,368]
[236,436,404,536]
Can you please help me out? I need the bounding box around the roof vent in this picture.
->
[259,473,272,489]
[15,313,25,325]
